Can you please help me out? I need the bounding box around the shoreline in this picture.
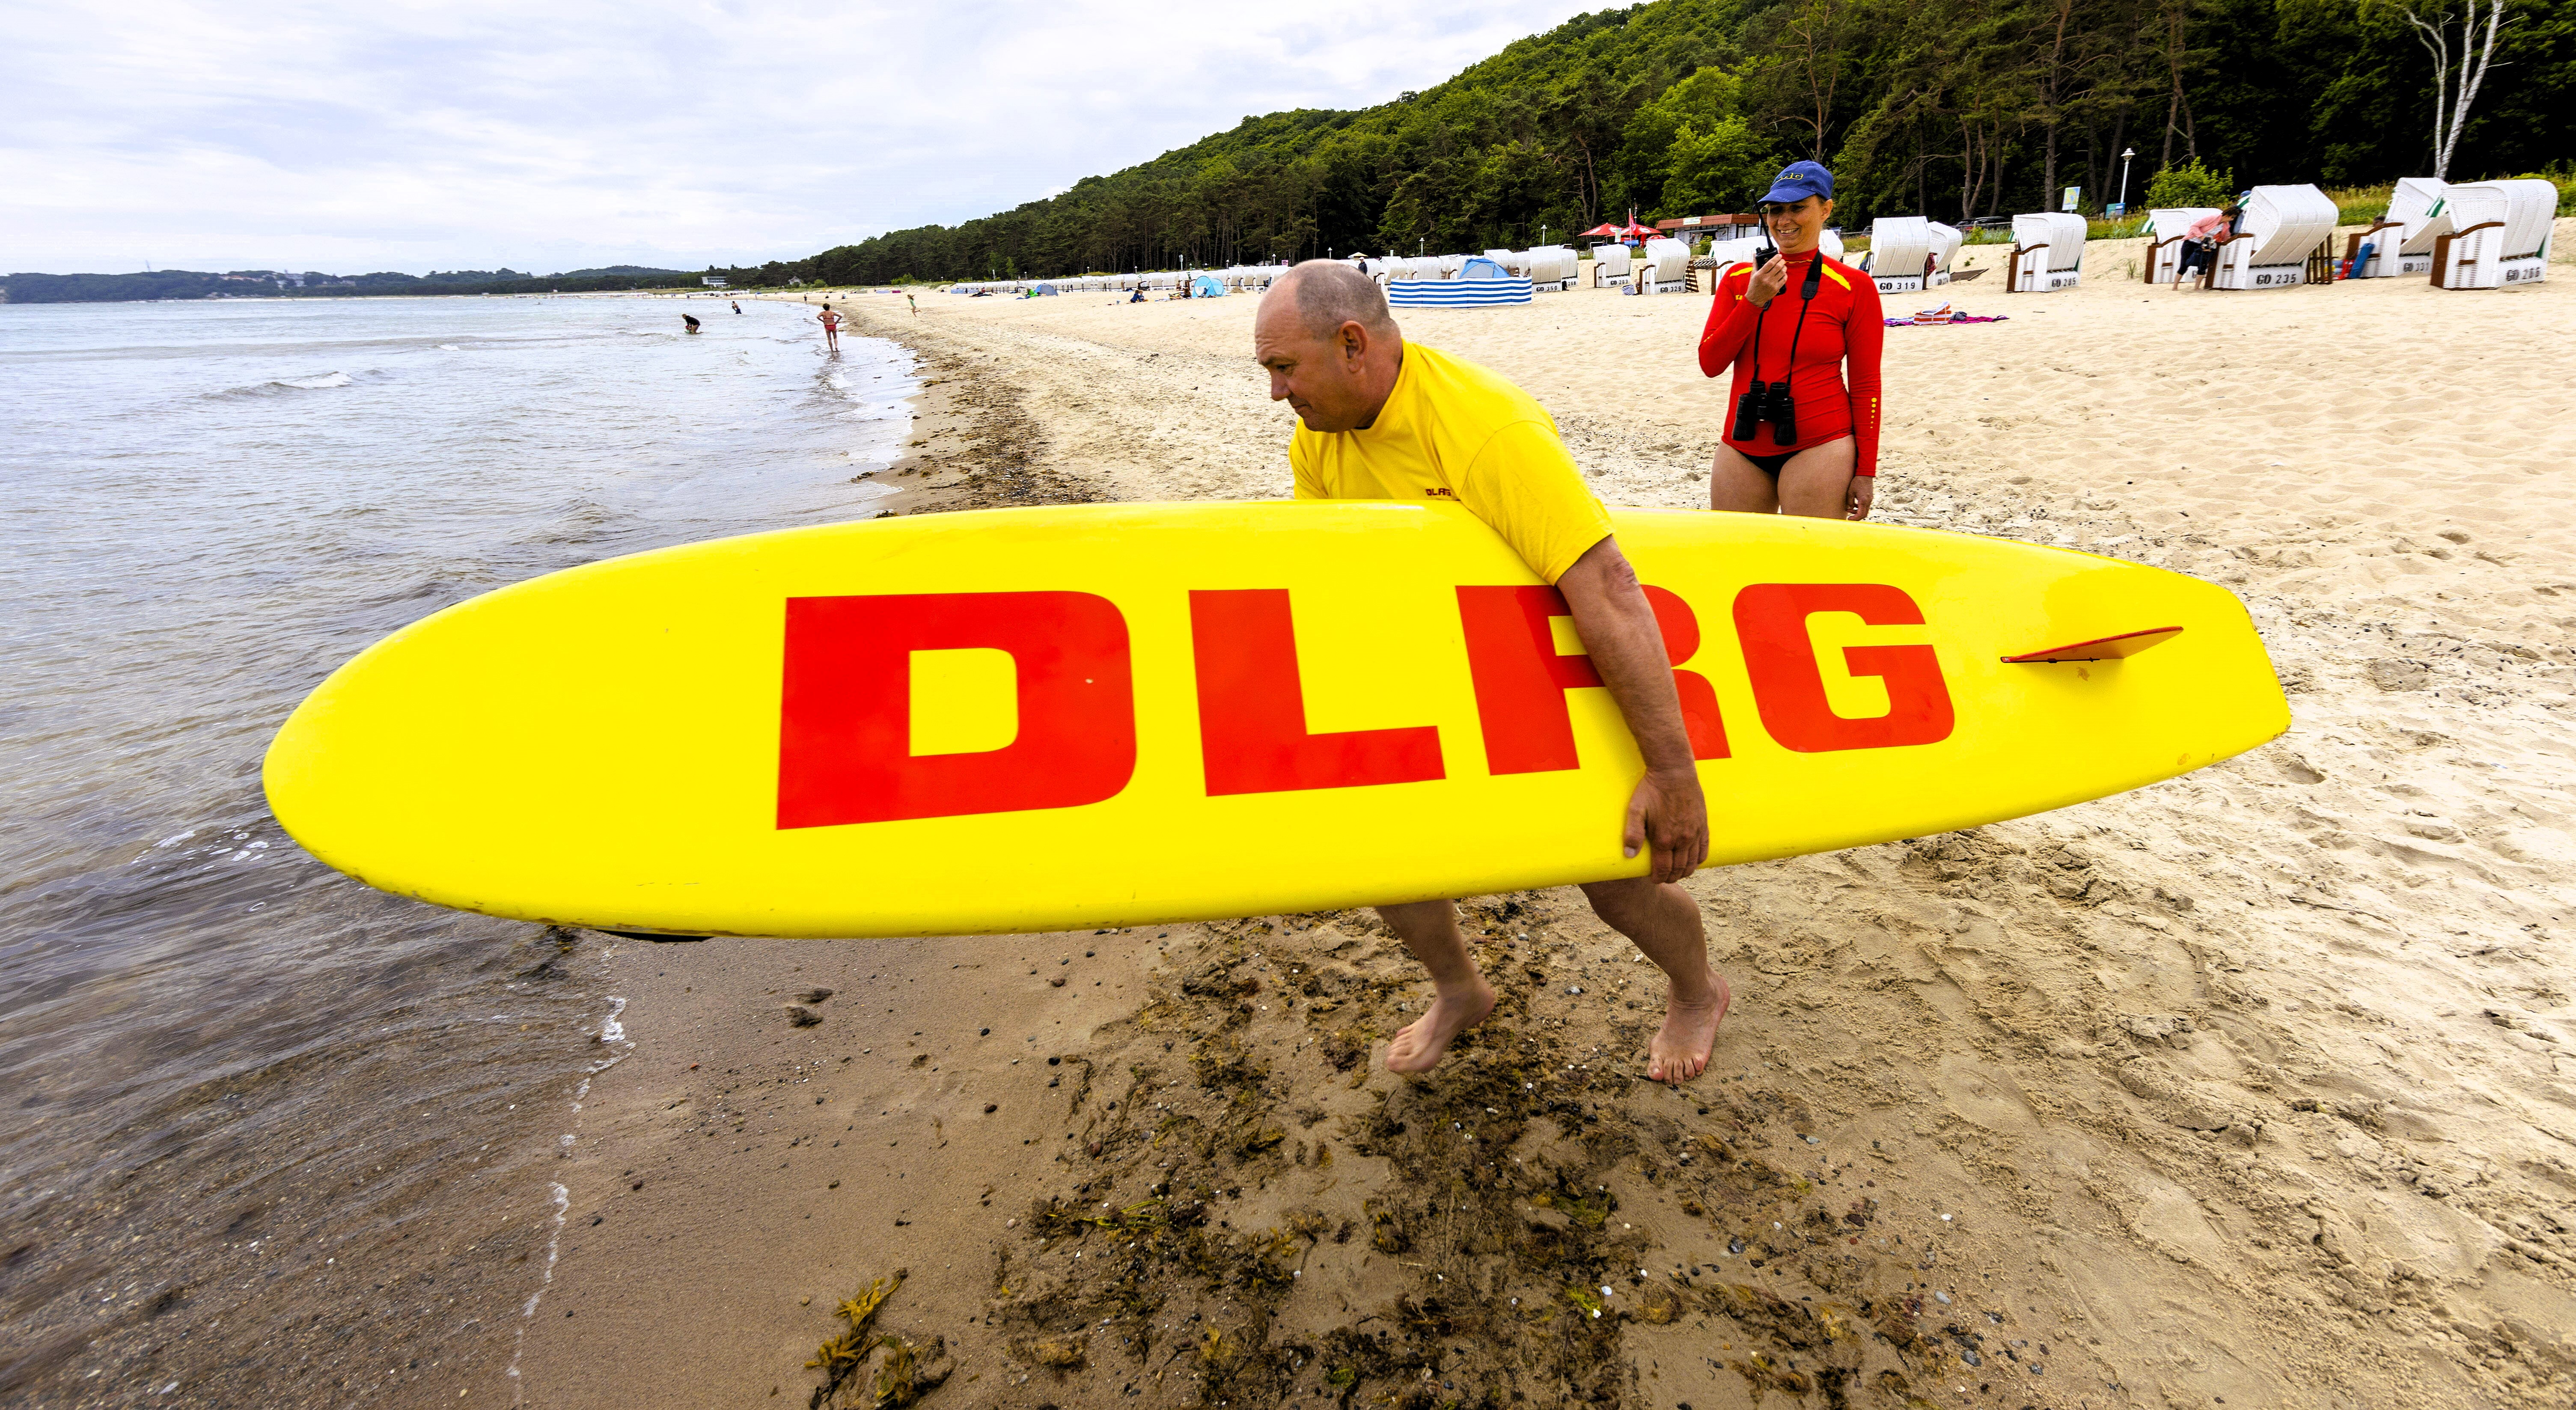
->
[518,276,2576,1409]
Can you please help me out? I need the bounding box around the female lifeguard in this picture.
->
[1696,161,1884,520]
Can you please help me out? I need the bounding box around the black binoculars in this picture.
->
[1731,378,1797,443]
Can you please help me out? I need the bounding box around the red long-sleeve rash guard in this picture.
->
[1696,253,1884,476]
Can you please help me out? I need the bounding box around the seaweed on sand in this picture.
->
[983,905,1976,1406]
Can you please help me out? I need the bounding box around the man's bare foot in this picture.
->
[1645,975,1731,1084]
[1384,981,1497,1074]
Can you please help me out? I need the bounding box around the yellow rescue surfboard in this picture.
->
[262,502,2287,937]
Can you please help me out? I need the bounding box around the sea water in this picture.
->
[0,295,912,1402]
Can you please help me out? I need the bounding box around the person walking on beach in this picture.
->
[1252,261,1727,1084]
[817,305,842,352]
[905,293,918,316]
[1697,161,1883,521]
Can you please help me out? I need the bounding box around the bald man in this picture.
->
[1252,260,1728,1084]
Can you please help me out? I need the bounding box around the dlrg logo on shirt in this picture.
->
[776,585,1954,829]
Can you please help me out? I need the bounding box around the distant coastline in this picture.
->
[1,265,712,304]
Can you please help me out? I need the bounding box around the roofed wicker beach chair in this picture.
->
[2144,206,2221,284]
[1864,217,1935,294]
[2430,179,2558,289]
[2004,212,2087,292]
[2206,184,2339,290]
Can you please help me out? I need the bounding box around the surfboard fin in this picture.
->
[2002,626,2183,663]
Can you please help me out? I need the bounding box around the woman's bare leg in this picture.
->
[1773,437,1856,518]
[1708,445,1782,513]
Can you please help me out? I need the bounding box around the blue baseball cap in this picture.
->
[1758,161,1835,205]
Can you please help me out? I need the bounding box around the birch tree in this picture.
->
[2385,0,2515,179]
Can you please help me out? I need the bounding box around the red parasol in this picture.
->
[1618,220,1660,243]
[1577,222,1624,239]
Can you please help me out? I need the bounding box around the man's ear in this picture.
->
[1338,321,1369,368]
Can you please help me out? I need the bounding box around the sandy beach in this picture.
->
[514,240,2576,1410]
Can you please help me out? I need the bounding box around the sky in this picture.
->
[4,0,1600,276]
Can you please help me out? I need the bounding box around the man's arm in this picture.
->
[1555,536,1711,883]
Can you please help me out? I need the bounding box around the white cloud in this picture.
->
[0,0,1597,275]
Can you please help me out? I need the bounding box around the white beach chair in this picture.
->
[2431,179,2557,289]
[2142,208,2220,284]
[2004,212,2087,292]
[1636,238,1693,293]
[1523,246,1577,291]
[2341,178,2442,278]
[1434,254,1467,281]
[1865,217,1934,293]
[1589,244,1631,287]
[1819,228,1846,262]
[2207,184,2338,290]
[2378,178,2455,277]
[1925,223,1963,285]
[1700,234,1767,286]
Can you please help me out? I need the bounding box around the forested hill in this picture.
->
[794,0,2570,286]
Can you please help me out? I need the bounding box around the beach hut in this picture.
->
[1589,244,1631,288]
[1863,217,1936,293]
[2430,179,2556,289]
[2207,184,2338,290]
[2004,212,2087,292]
[2142,208,2221,284]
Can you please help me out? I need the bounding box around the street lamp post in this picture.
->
[2115,148,2136,217]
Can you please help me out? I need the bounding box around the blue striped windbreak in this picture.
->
[1386,278,1534,308]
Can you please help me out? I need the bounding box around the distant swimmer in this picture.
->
[1253,260,1724,1084]
[732,300,742,314]
[817,306,843,352]
[681,313,701,333]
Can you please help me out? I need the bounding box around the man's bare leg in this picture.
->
[1579,878,1730,1083]
[1376,900,1496,1074]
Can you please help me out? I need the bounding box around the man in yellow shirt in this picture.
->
[1253,260,1726,1084]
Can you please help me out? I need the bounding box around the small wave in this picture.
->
[275,372,352,390]
[436,344,461,352]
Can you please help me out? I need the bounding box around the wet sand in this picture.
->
[521,257,2576,1409]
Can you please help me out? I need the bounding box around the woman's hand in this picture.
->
[1844,475,1875,521]
[1746,252,1789,308]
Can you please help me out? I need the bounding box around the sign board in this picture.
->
[2061,187,2081,213]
